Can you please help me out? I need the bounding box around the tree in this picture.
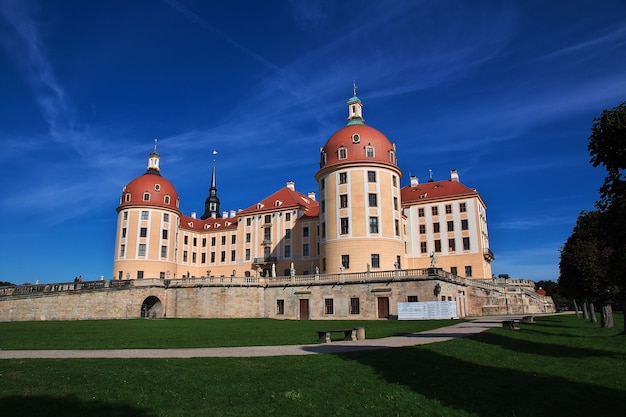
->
[588,101,626,333]
[558,211,614,326]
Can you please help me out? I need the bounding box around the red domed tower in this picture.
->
[113,141,181,280]
[315,88,404,274]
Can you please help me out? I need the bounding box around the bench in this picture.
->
[317,328,358,343]
[501,320,517,330]
[520,315,535,323]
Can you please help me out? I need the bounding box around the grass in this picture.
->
[0,318,460,349]
[0,314,624,416]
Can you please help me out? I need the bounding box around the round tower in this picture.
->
[113,141,181,280]
[315,89,404,274]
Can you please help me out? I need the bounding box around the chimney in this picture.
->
[222,211,228,218]
[451,169,459,182]
[230,209,236,217]
[191,212,196,219]
[286,181,295,191]
[410,176,419,187]
[308,191,316,201]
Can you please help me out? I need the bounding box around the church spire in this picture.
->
[201,150,221,219]
[346,81,364,126]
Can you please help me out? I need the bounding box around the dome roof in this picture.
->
[321,124,396,169]
[117,147,180,212]
[118,171,179,212]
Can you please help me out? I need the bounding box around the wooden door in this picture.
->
[377,297,389,319]
[299,299,309,320]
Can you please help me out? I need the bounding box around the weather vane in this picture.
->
[353,80,358,96]
[154,138,158,152]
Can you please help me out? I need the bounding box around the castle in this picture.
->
[0,91,553,321]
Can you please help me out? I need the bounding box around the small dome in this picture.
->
[118,171,179,211]
[320,124,397,169]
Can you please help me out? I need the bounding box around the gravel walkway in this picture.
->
[0,316,527,359]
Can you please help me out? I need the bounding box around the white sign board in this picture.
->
[398,301,458,320]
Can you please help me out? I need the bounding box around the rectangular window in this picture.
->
[393,176,397,187]
[202,238,207,247]
[395,219,400,236]
[245,249,250,261]
[418,208,425,217]
[321,178,325,190]
[211,237,216,246]
[184,235,189,245]
[140,227,147,238]
[285,229,291,239]
[433,223,440,233]
[371,253,380,268]
[163,213,169,222]
[246,233,251,243]
[449,238,456,251]
[369,216,379,233]
[434,240,441,252]
[137,271,144,279]
[432,206,439,216]
[365,146,374,158]
[231,235,236,244]
[341,254,350,269]
[460,203,467,212]
[303,227,309,237]
[123,211,128,220]
[321,200,325,213]
[461,219,469,230]
[445,204,452,214]
[141,211,149,220]
[325,299,334,315]
[340,217,349,234]
[286,212,291,221]
[463,237,471,250]
[161,245,167,258]
[285,245,291,258]
[221,236,226,245]
[322,257,326,272]
[201,252,206,263]
[339,172,347,184]
[192,252,197,263]
[338,147,347,159]
[303,243,309,257]
[264,214,271,224]
[139,244,146,256]
[210,252,215,263]
[276,299,285,315]
[221,251,226,262]
[183,250,188,262]
[408,295,418,302]
[340,194,348,208]
[393,197,398,210]
[119,244,125,257]
[350,298,360,314]
[451,266,458,275]
[231,250,236,262]
[368,193,377,207]
[122,227,127,238]
[447,221,454,232]
[465,265,473,277]
[419,224,426,234]
[367,171,376,182]
[321,222,326,238]
[193,237,197,247]
[264,227,271,241]
[246,217,252,226]
[420,241,428,253]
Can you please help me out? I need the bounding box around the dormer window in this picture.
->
[154,184,161,192]
[164,195,170,204]
[365,145,374,158]
[389,150,395,163]
[352,133,360,144]
[143,193,150,201]
[125,193,131,203]
[338,147,347,160]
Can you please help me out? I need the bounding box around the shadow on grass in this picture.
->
[471,331,617,359]
[0,395,156,417]
[337,346,622,416]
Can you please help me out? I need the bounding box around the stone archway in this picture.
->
[141,296,163,318]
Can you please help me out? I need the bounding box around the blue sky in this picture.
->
[1,0,625,284]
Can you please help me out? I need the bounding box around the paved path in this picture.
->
[0,315,530,359]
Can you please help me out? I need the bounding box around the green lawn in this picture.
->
[0,318,460,349]
[1,314,624,417]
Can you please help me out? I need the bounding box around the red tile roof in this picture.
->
[238,186,319,217]
[179,215,238,232]
[401,180,479,205]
